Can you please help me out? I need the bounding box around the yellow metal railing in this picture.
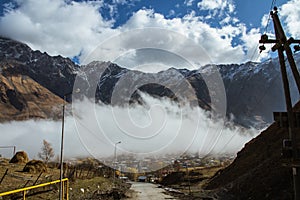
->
[0,178,69,200]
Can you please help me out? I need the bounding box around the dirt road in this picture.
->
[124,182,177,200]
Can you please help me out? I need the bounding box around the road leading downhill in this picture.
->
[124,182,177,200]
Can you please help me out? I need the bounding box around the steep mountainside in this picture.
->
[204,103,300,199]
[1,36,299,127]
[0,71,64,121]
[0,36,79,100]
[82,56,300,128]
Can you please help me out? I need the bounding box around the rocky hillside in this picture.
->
[0,66,64,121]
[0,36,79,121]
[204,103,300,199]
[0,36,79,100]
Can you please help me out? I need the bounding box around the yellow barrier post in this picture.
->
[62,180,64,200]
[66,179,69,200]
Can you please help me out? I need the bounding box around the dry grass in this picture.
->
[0,158,60,192]
[23,160,47,173]
[0,158,129,200]
[159,165,227,199]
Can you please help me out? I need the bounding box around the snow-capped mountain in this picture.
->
[81,54,300,128]
[1,36,299,128]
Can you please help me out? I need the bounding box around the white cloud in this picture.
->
[261,14,269,28]
[0,0,115,58]
[123,9,259,64]
[112,0,129,5]
[71,95,257,160]
[198,0,225,10]
[280,0,300,38]
[260,0,300,38]
[240,27,270,61]
[254,0,300,61]
[184,0,195,7]
[0,0,267,67]
[0,119,90,159]
[197,0,235,14]
[228,3,235,13]
[0,95,257,171]
[82,8,261,67]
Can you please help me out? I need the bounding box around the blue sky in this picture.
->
[0,0,299,70]
[97,0,282,28]
[0,0,285,29]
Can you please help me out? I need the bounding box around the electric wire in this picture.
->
[205,0,280,156]
[264,0,277,34]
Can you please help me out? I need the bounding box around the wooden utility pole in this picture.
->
[259,7,300,200]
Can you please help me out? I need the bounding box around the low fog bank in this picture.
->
[0,119,90,159]
[0,94,260,161]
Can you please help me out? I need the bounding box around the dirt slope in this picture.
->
[0,74,64,121]
[204,103,300,199]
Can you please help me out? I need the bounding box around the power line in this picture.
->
[203,0,280,156]
[264,0,277,34]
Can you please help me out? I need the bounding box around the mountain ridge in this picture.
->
[1,36,299,128]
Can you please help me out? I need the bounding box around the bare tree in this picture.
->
[38,140,55,163]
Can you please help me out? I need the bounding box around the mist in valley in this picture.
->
[0,93,259,165]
